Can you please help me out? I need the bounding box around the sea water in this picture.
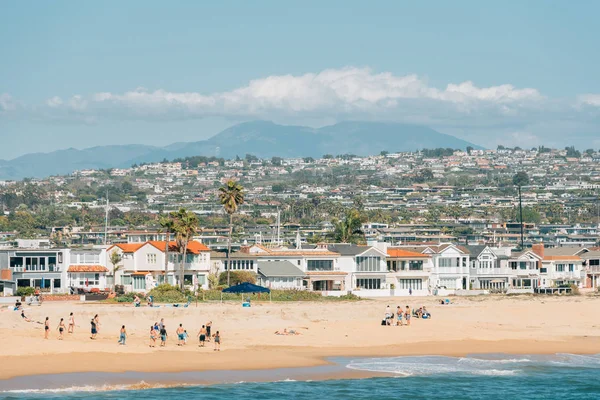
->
[3,353,600,400]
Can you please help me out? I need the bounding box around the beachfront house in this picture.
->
[581,250,600,289]
[400,243,470,291]
[327,243,389,291]
[386,247,433,295]
[537,245,585,288]
[506,246,543,290]
[66,248,109,292]
[256,260,305,289]
[241,244,343,292]
[107,240,211,292]
[467,245,512,291]
[0,248,69,293]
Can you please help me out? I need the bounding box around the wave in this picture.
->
[346,354,600,377]
[1,381,191,394]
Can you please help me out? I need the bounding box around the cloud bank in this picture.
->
[2,67,600,148]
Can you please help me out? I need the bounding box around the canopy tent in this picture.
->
[221,282,271,303]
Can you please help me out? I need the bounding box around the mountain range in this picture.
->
[0,121,482,180]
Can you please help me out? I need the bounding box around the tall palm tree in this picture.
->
[513,172,529,250]
[171,208,199,290]
[109,251,123,292]
[333,208,365,244]
[219,180,245,286]
[158,214,176,283]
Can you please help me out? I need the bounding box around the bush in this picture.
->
[570,284,580,295]
[17,287,35,297]
[195,289,362,302]
[218,271,257,286]
[147,284,188,303]
[114,285,125,295]
[115,292,145,303]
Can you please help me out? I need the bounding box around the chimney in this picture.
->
[240,246,250,254]
[531,243,544,258]
[1,269,12,281]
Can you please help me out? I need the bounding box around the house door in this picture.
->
[462,278,467,290]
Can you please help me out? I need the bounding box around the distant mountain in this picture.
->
[0,121,482,179]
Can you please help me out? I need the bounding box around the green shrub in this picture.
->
[16,287,35,297]
[147,284,188,303]
[570,284,580,295]
[195,289,362,302]
[218,271,257,286]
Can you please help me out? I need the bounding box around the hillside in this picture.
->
[0,121,482,179]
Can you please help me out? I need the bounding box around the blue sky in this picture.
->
[1,1,600,158]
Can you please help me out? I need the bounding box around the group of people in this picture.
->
[384,305,412,326]
[148,318,220,350]
[41,312,77,339]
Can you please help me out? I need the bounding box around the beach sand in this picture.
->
[2,295,600,381]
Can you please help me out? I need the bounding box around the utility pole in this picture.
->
[104,189,109,245]
[518,185,524,250]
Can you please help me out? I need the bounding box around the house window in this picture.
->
[398,279,423,290]
[54,279,61,289]
[198,275,206,285]
[556,264,565,272]
[408,261,423,271]
[122,275,132,285]
[356,278,381,289]
[78,273,100,286]
[590,259,600,266]
[568,264,574,272]
[147,254,157,264]
[356,256,382,272]
[184,275,194,285]
[307,260,333,271]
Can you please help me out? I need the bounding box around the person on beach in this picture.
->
[153,321,159,331]
[21,310,31,322]
[68,312,75,334]
[396,306,403,326]
[44,317,50,339]
[206,321,212,342]
[14,299,22,311]
[405,306,411,326]
[214,331,221,351]
[176,324,185,346]
[183,330,188,344]
[198,325,207,347]
[93,314,100,334]
[385,305,392,325]
[90,318,98,339]
[118,325,127,345]
[149,326,157,347]
[57,318,66,340]
[158,318,165,332]
[160,325,168,347]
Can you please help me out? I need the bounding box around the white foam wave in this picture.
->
[346,354,600,377]
[1,381,185,394]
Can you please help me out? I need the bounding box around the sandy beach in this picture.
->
[2,295,600,381]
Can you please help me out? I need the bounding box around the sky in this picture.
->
[1,1,600,159]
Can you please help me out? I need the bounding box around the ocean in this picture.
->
[3,353,600,400]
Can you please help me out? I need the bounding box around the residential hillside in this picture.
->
[0,121,481,179]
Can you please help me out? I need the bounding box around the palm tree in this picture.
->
[109,251,123,292]
[219,180,245,286]
[333,208,366,244]
[171,208,199,290]
[159,214,176,283]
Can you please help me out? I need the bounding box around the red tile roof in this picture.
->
[387,249,431,258]
[68,265,108,272]
[108,243,145,253]
[147,240,210,254]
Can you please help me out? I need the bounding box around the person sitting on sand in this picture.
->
[21,310,31,322]
[147,296,154,307]
[422,306,431,319]
[416,307,423,318]
[176,324,185,346]
[275,329,300,335]
[14,300,22,311]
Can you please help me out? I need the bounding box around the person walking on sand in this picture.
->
[149,326,157,347]
[44,317,50,339]
[160,325,168,347]
[118,325,127,345]
[206,321,212,342]
[214,331,221,351]
[198,325,207,347]
[57,318,66,340]
[158,318,165,332]
[405,306,411,326]
[68,312,75,334]
[93,314,100,334]
[396,306,403,326]
[90,318,98,339]
[176,324,185,346]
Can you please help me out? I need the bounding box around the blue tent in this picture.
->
[221,282,271,303]
[222,282,270,294]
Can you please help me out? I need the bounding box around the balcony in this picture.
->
[587,266,600,274]
[11,265,59,272]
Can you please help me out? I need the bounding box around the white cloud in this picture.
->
[46,67,543,119]
[0,93,17,112]
[46,96,63,107]
[577,94,600,107]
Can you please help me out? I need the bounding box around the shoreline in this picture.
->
[2,337,600,385]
